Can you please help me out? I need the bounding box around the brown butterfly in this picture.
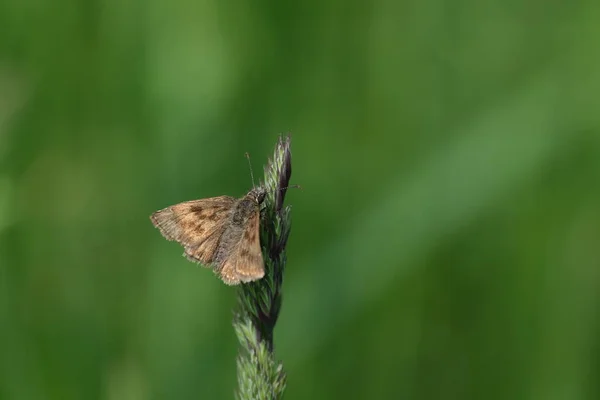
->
[150,187,267,285]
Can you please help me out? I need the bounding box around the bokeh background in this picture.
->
[1,1,600,399]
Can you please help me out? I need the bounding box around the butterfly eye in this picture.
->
[256,191,266,204]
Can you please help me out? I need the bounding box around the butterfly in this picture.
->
[150,187,267,285]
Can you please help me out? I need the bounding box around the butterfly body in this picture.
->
[150,187,267,285]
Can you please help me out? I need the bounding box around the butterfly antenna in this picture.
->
[244,152,256,188]
[272,184,303,193]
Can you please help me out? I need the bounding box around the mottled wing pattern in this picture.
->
[218,210,264,285]
[150,196,237,266]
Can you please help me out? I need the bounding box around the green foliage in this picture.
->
[2,1,600,399]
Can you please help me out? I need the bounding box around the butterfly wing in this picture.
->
[218,210,265,285]
[150,196,237,265]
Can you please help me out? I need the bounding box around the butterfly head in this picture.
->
[248,186,267,205]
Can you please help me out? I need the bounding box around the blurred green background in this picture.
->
[1,1,600,399]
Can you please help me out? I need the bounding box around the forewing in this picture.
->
[150,196,236,265]
[218,210,265,285]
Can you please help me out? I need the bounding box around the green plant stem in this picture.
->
[234,135,293,400]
